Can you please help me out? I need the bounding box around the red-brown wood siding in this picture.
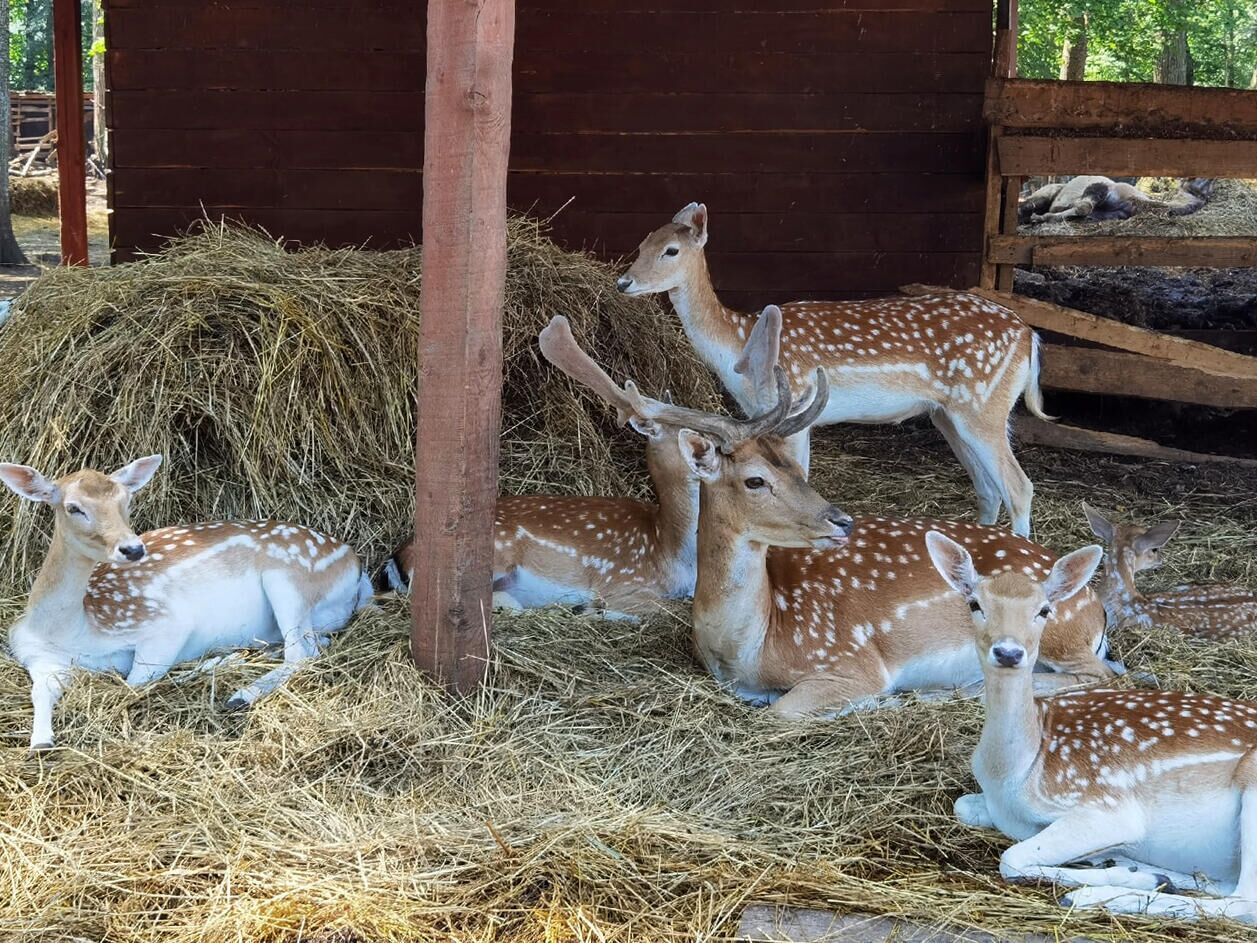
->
[103,0,992,307]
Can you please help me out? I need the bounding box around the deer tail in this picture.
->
[1022,331,1054,422]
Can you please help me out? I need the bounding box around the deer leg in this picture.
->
[769,663,888,719]
[27,662,69,751]
[955,793,997,829]
[226,575,320,710]
[953,416,1034,537]
[931,410,1002,525]
[999,804,1156,890]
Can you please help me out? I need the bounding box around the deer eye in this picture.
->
[65,503,85,517]
[968,599,982,614]
[1038,606,1052,619]
[663,246,680,258]
[744,476,765,490]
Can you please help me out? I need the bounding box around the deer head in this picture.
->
[616,202,709,296]
[1083,503,1181,580]
[926,530,1102,672]
[0,456,163,564]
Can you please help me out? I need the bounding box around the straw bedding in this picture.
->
[8,175,58,217]
[2,226,1257,942]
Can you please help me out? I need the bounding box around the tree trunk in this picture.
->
[1155,27,1190,84]
[21,0,40,89]
[0,0,30,263]
[1058,12,1088,81]
[91,0,105,166]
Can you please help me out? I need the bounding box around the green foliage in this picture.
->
[1018,0,1257,86]
[8,0,95,91]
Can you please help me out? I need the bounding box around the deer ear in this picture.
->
[1134,520,1180,554]
[925,531,979,600]
[110,454,163,493]
[677,429,720,480]
[1082,502,1115,544]
[627,415,663,440]
[1043,545,1103,605]
[672,202,708,246]
[0,463,61,504]
[733,305,782,404]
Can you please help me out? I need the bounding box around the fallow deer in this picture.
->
[616,202,1049,537]
[383,315,702,620]
[927,530,1257,924]
[1,456,372,750]
[1084,503,1256,641]
[547,328,1119,716]
[1019,176,1213,225]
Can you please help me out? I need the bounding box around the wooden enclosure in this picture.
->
[101,0,994,307]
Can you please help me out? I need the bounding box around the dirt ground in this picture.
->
[0,179,109,299]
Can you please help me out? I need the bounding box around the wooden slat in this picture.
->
[703,251,975,292]
[997,135,1257,178]
[986,78,1257,137]
[522,0,996,10]
[111,129,425,169]
[110,208,423,249]
[108,7,425,50]
[988,236,1257,268]
[111,169,425,210]
[1016,417,1257,467]
[108,90,425,130]
[901,285,1257,379]
[1040,345,1257,409]
[109,49,425,91]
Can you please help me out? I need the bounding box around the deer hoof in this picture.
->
[28,741,54,754]
[224,694,251,712]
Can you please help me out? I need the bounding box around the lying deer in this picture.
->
[1084,503,1256,640]
[617,203,1048,537]
[546,326,1120,716]
[927,530,1257,924]
[1019,176,1213,225]
[1,456,372,750]
[383,315,701,619]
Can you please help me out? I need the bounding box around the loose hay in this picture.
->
[1022,178,1257,237]
[3,422,1257,942]
[0,218,720,588]
[8,175,58,216]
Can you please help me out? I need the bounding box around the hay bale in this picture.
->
[0,218,720,587]
[8,174,58,216]
[1021,178,1257,237]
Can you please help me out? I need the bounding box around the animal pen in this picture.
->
[0,0,1255,941]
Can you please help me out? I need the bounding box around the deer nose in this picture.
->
[118,542,146,562]
[616,275,633,293]
[991,644,1025,668]
[825,508,854,537]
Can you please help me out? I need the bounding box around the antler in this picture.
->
[538,315,637,425]
[775,368,830,438]
[623,367,793,452]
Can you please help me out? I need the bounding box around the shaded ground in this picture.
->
[0,179,109,299]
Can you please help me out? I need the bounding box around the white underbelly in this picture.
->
[174,583,280,659]
[820,383,930,425]
[1129,790,1241,884]
[504,566,594,610]
[890,643,982,693]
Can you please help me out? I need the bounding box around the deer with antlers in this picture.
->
[927,529,1257,923]
[383,315,702,619]
[1084,503,1256,640]
[545,319,1119,715]
[1,456,372,751]
[616,203,1050,537]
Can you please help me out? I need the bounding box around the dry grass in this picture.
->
[8,175,59,216]
[0,219,719,587]
[2,225,1257,942]
[1023,177,1257,237]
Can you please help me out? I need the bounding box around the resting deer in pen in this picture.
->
[617,203,1049,537]
[545,323,1120,716]
[1084,503,1256,640]
[1019,176,1214,225]
[927,530,1257,924]
[383,315,702,619]
[1,456,372,750]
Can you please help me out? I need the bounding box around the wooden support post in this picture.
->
[411,0,515,691]
[980,0,1017,289]
[52,0,87,266]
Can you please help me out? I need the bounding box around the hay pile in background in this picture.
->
[3,421,1257,943]
[1022,177,1257,237]
[8,175,58,216]
[0,218,719,588]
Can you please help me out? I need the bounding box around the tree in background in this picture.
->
[1059,8,1089,81]
[0,0,29,264]
[90,0,105,166]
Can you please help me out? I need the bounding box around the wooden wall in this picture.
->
[103,0,992,307]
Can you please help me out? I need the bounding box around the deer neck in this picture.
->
[690,487,773,675]
[646,452,700,594]
[1098,556,1151,627]
[668,257,752,391]
[24,529,97,633]
[974,665,1045,791]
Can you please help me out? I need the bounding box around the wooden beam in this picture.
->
[979,0,1017,290]
[411,0,515,691]
[1040,344,1257,409]
[52,0,87,265]
[987,235,1257,268]
[914,286,1257,379]
[1016,417,1257,467]
[985,78,1257,137]
[997,135,1257,178]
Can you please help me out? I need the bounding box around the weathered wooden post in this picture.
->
[52,0,88,266]
[411,0,516,690]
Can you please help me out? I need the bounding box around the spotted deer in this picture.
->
[383,315,702,620]
[927,530,1257,924]
[1084,503,1256,641]
[617,202,1049,537]
[0,456,372,750]
[551,329,1118,716]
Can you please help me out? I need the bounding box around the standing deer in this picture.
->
[927,529,1257,924]
[546,327,1119,716]
[383,315,701,620]
[1084,503,1256,640]
[1,456,372,750]
[616,203,1049,537]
